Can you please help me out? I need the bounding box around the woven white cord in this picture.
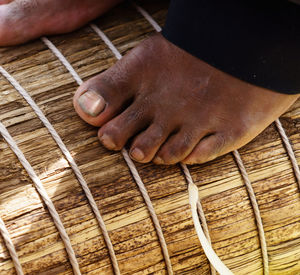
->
[188,180,233,275]
[0,217,24,275]
[275,119,300,189]
[122,149,173,274]
[233,150,269,275]
[131,1,162,32]
[0,121,81,275]
[7,38,120,275]
[181,164,216,275]
[89,24,122,60]
[89,22,173,274]
[0,65,119,275]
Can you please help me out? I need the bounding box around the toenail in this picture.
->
[78,90,106,117]
[154,156,164,164]
[99,133,116,150]
[130,148,145,161]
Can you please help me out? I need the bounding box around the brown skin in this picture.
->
[74,33,299,165]
[0,0,122,46]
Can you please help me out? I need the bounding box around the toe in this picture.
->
[98,101,151,151]
[74,71,135,127]
[183,133,227,164]
[153,128,206,165]
[73,55,143,127]
[129,123,172,163]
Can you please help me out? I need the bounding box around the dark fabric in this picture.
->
[162,0,300,94]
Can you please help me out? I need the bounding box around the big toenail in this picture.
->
[154,156,164,164]
[100,134,116,150]
[131,148,145,161]
[78,90,106,117]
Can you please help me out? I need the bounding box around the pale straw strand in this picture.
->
[88,23,173,274]
[0,121,81,275]
[274,119,300,189]
[233,150,269,275]
[0,216,24,275]
[181,164,216,275]
[188,182,234,275]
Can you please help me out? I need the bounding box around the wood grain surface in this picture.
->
[0,1,299,274]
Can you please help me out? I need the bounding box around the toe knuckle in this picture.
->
[182,131,195,148]
[154,125,167,139]
[127,108,145,123]
[162,149,180,164]
[106,123,120,135]
[165,151,176,162]
[135,137,150,150]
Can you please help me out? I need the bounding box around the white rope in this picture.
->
[41,37,83,85]
[233,150,269,275]
[0,121,81,275]
[0,217,24,275]
[181,164,216,275]
[89,24,122,60]
[1,50,121,274]
[131,1,162,32]
[122,149,173,274]
[275,119,300,189]
[89,23,173,274]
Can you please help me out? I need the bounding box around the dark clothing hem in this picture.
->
[162,0,300,95]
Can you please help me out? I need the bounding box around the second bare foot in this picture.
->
[0,0,122,46]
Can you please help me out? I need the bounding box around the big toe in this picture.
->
[73,69,138,126]
[74,51,144,126]
[74,81,129,127]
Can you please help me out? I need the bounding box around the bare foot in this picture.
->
[73,33,299,165]
[0,0,122,46]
